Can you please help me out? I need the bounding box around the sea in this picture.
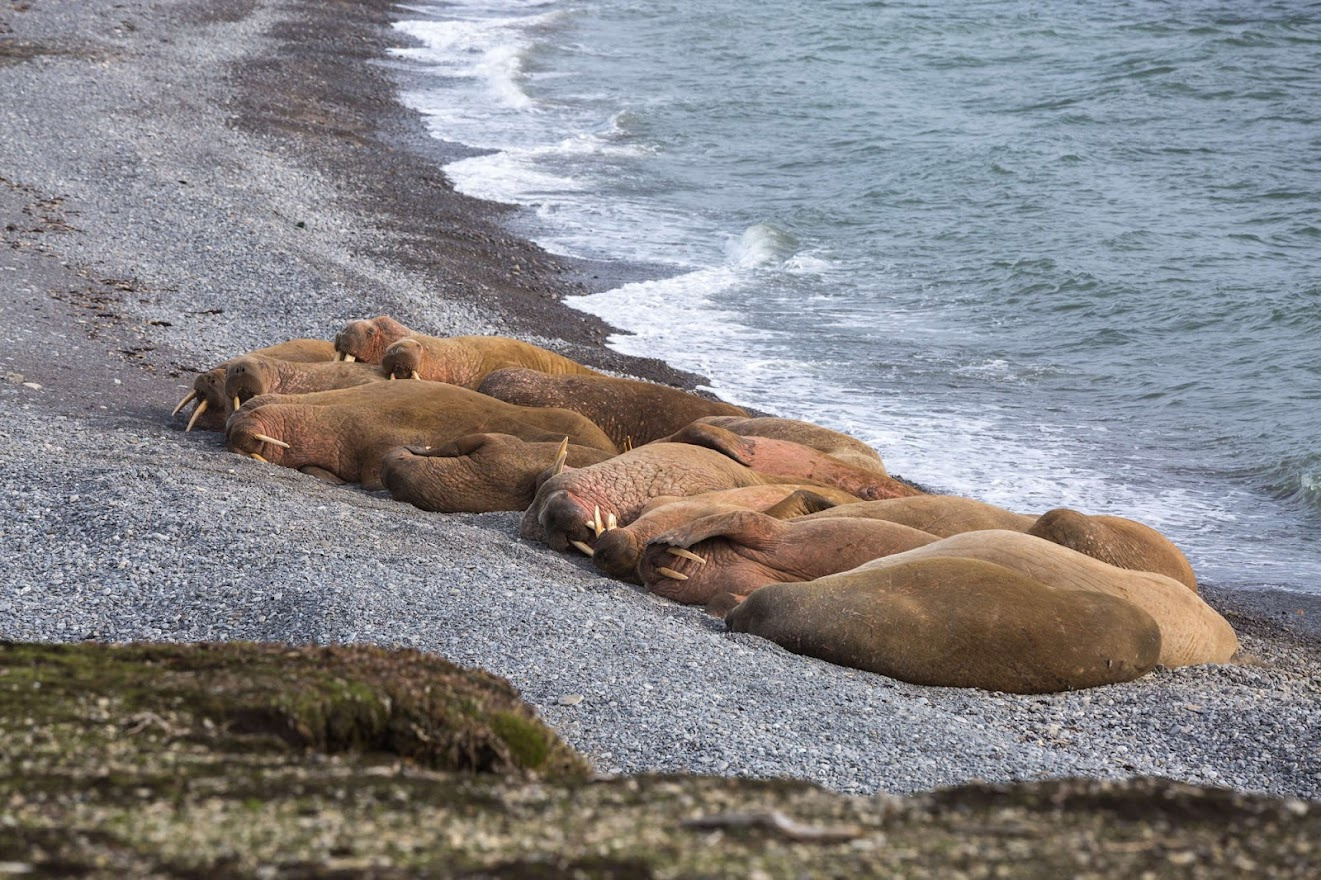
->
[389,0,1321,596]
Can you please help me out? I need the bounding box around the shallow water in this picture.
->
[391,0,1321,594]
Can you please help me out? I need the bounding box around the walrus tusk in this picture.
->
[606,512,618,531]
[667,547,706,565]
[251,433,291,449]
[171,390,197,417]
[342,353,356,363]
[232,396,241,412]
[388,374,395,381]
[656,567,689,581]
[185,398,209,432]
[551,437,569,477]
[569,540,595,558]
[623,436,634,452]
[249,452,269,463]
[410,371,420,380]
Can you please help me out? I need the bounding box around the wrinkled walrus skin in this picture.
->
[794,494,1038,536]
[592,485,862,583]
[477,367,748,449]
[664,422,922,501]
[380,433,615,513]
[684,415,889,475]
[725,556,1163,694]
[225,381,617,490]
[851,530,1237,667]
[637,509,939,606]
[332,315,602,388]
[521,442,839,553]
[225,355,388,408]
[172,338,337,432]
[1028,507,1199,593]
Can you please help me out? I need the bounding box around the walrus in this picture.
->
[476,367,748,449]
[380,433,614,513]
[682,415,889,475]
[725,556,1163,694]
[225,381,617,489]
[171,338,337,432]
[225,355,388,410]
[332,315,602,387]
[848,530,1237,667]
[792,494,1038,536]
[592,486,862,583]
[521,442,844,554]
[636,509,939,606]
[1028,507,1199,592]
[664,422,922,501]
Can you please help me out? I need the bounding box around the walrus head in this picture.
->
[381,337,423,380]
[224,356,278,410]
[224,411,292,464]
[171,368,233,432]
[333,315,412,364]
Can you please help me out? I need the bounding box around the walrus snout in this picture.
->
[591,529,644,581]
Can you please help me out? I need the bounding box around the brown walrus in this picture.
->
[684,415,889,475]
[225,355,388,409]
[850,530,1237,667]
[592,486,862,583]
[171,338,337,432]
[664,422,922,501]
[792,494,1038,535]
[476,367,748,449]
[333,315,602,388]
[637,509,938,606]
[225,381,617,489]
[1028,507,1199,593]
[725,556,1163,694]
[380,433,614,513]
[521,442,842,554]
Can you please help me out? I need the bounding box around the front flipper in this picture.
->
[299,465,346,485]
[665,423,756,467]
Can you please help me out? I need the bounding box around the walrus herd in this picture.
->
[172,316,1238,694]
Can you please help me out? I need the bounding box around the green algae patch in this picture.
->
[2,641,1319,878]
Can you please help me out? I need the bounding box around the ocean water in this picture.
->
[391,0,1321,595]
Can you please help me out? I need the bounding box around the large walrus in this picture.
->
[380,433,614,513]
[792,494,1038,535]
[664,422,922,501]
[476,367,748,449]
[225,355,388,409]
[332,315,602,388]
[172,338,337,432]
[521,442,843,554]
[1028,507,1199,593]
[848,530,1237,667]
[225,381,617,489]
[592,486,862,583]
[725,556,1163,694]
[682,415,889,475]
[636,509,939,606]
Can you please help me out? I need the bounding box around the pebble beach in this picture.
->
[2,0,1320,806]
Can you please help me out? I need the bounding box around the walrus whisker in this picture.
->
[569,540,595,558]
[249,452,269,463]
[184,398,209,432]
[656,566,689,581]
[667,547,706,565]
[552,437,569,477]
[251,433,291,449]
[171,390,197,417]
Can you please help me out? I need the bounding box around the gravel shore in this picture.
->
[2,0,1319,802]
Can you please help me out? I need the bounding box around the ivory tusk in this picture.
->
[388,374,395,381]
[343,353,356,363]
[623,436,634,452]
[667,547,706,565]
[606,512,618,531]
[250,452,269,463]
[551,437,568,477]
[233,396,241,412]
[569,540,595,558]
[410,371,420,380]
[592,505,605,537]
[185,398,209,432]
[251,433,291,449]
[656,567,689,581]
[171,390,197,417]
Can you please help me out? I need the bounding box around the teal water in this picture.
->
[392,0,1321,594]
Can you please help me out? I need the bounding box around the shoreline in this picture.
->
[2,0,1320,805]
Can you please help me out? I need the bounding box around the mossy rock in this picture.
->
[2,641,1318,878]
